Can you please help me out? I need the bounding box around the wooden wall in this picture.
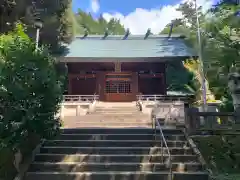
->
[68,74,97,95]
[67,62,167,101]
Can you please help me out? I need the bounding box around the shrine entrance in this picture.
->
[105,73,134,102]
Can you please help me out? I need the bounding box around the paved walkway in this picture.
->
[62,102,152,128]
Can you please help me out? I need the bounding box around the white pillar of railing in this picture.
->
[60,105,64,119]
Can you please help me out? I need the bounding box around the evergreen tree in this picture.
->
[0,0,75,52]
[75,10,125,35]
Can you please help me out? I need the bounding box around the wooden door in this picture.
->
[104,73,134,102]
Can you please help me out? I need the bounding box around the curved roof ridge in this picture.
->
[74,34,185,40]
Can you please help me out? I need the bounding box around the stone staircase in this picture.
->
[63,102,151,128]
[24,128,209,180]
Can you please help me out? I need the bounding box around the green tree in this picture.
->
[161,0,240,109]
[0,24,66,179]
[75,10,125,35]
[0,0,75,52]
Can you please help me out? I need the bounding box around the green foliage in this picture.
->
[58,0,75,43]
[0,1,125,52]
[166,61,194,92]
[160,25,188,35]
[161,1,240,110]
[167,1,240,177]
[0,0,75,52]
[194,135,240,174]
[75,10,125,35]
[0,24,65,179]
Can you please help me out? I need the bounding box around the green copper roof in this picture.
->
[63,34,195,58]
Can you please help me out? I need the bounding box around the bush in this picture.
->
[0,24,66,179]
[193,135,240,179]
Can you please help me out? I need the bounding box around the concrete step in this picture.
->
[43,140,188,148]
[40,147,194,155]
[29,162,204,172]
[90,112,140,115]
[94,107,138,110]
[64,114,150,122]
[61,128,184,135]
[63,124,153,128]
[81,116,150,121]
[34,154,199,163]
[64,121,152,124]
[63,122,152,126]
[25,171,208,180]
[62,119,151,124]
[94,107,137,110]
[87,113,146,117]
[62,118,150,123]
[91,112,139,114]
[92,109,139,112]
[173,172,209,180]
[56,134,186,141]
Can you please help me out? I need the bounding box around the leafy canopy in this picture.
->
[0,24,66,152]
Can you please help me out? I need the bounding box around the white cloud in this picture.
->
[90,0,100,13]
[102,0,214,35]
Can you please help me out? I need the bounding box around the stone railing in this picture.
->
[151,101,185,127]
[63,95,99,102]
[136,94,194,102]
[59,95,99,117]
[136,95,192,116]
[185,110,238,135]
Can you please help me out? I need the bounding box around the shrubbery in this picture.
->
[0,24,66,179]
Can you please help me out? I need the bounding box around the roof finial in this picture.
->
[122,28,130,40]
[81,24,89,39]
[168,23,174,38]
[102,28,109,39]
[144,28,151,39]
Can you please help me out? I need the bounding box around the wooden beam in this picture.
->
[114,61,121,72]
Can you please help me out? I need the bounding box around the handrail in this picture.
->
[154,118,172,179]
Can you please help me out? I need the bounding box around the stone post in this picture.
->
[228,72,240,123]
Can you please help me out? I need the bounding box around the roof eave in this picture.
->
[58,56,194,63]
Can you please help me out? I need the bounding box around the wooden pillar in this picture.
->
[132,72,138,101]
[162,63,167,95]
[114,61,121,72]
[96,71,105,101]
[68,74,72,95]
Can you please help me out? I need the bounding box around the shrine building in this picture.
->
[59,33,195,102]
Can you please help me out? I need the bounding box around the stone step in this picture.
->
[40,147,194,155]
[43,140,188,148]
[63,117,151,123]
[61,128,184,135]
[63,124,153,128]
[88,113,144,116]
[62,115,150,120]
[25,171,208,180]
[90,112,140,115]
[93,109,139,112]
[94,107,137,109]
[66,119,151,123]
[56,134,186,141]
[28,162,204,172]
[81,117,152,123]
[91,111,139,114]
[94,107,137,110]
[63,122,152,126]
[34,154,198,163]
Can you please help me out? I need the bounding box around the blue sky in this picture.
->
[72,0,180,15]
[72,0,216,34]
